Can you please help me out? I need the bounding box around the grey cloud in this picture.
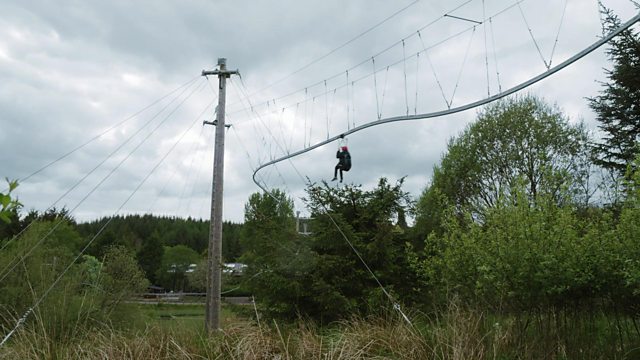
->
[1,0,635,223]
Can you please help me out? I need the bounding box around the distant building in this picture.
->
[223,262,247,276]
[296,211,312,235]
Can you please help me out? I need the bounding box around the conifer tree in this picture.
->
[588,8,640,175]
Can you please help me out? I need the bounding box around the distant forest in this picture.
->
[0,209,244,290]
[77,214,243,261]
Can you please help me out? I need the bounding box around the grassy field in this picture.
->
[1,301,639,359]
[120,302,247,332]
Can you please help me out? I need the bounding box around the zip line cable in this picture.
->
[233,71,412,323]
[419,31,450,108]
[175,125,207,215]
[414,53,420,115]
[239,0,423,99]
[252,12,640,193]
[325,80,329,139]
[237,113,412,326]
[372,58,381,120]
[231,79,294,194]
[233,19,481,124]
[482,0,491,96]
[147,96,217,215]
[0,82,211,284]
[0,105,205,348]
[403,39,409,116]
[517,1,550,69]
[239,0,604,138]
[379,66,391,119]
[234,79,306,182]
[345,71,351,130]
[194,128,218,219]
[249,113,413,325]
[0,79,205,255]
[449,26,477,108]
[236,0,536,153]
[249,11,640,325]
[225,0,480,118]
[316,197,413,326]
[489,17,503,92]
[548,0,569,68]
[6,76,201,190]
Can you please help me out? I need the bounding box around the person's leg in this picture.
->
[339,168,343,182]
[332,165,339,180]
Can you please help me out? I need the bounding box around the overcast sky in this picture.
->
[1,0,638,224]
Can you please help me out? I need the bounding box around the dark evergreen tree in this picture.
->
[588,8,640,175]
[304,178,417,321]
[136,230,164,284]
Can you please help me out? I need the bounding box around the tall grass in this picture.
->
[1,302,639,359]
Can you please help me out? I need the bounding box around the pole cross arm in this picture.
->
[202,69,239,77]
[203,120,231,128]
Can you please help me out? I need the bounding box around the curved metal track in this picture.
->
[253,12,640,193]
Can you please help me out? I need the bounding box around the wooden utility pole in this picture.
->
[202,58,238,332]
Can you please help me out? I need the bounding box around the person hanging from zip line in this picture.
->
[331,145,351,183]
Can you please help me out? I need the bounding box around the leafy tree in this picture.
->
[186,258,208,292]
[588,7,640,176]
[0,218,92,339]
[0,180,22,242]
[241,189,297,264]
[415,95,590,236]
[240,189,301,318]
[99,245,149,312]
[156,244,200,291]
[414,183,619,312]
[0,179,20,224]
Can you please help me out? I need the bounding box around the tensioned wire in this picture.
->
[0,80,211,284]
[224,81,305,255]
[236,0,424,101]
[0,78,205,255]
[174,124,207,216]
[176,76,221,212]
[183,125,217,217]
[231,0,579,137]
[225,0,479,118]
[248,8,640,328]
[517,1,550,69]
[233,78,414,326]
[252,11,640,190]
[548,0,569,68]
[146,120,215,216]
[233,78,306,183]
[233,20,478,137]
[0,95,210,348]
[3,75,201,192]
[227,0,526,127]
[229,79,296,194]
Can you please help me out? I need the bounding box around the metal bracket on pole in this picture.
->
[203,120,232,128]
